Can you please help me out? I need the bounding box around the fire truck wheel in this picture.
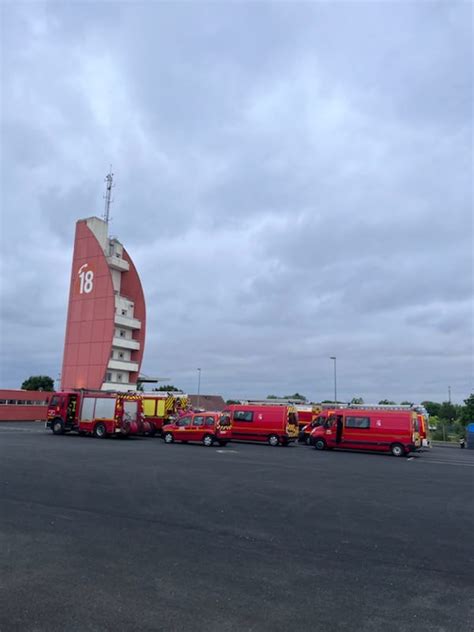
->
[268,434,280,447]
[93,422,108,439]
[202,434,214,447]
[390,443,406,457]
[52,419,64,435]
[314,438,326,451]
[163,432,174,444]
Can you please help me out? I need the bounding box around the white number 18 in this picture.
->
[78,264,94,294]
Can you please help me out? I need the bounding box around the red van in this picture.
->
[222,404,298,446]
[310,408,421,456]
[161,412,231,446]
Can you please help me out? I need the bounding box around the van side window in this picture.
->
[50,396,60,407]
[234,411,253,422]
[345,416,370,429]
[205,416,215,426]
[178,416,192,427]
[193,416,205,426]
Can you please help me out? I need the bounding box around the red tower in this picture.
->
[61,217,146,391]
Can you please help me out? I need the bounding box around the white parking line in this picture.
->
[0,427,44,433]
[417,458,474,468]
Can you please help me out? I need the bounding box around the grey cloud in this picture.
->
[0,2,472,403]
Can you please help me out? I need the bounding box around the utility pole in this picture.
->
[330,357,337,404]
[103,170,114,224]
[448,386,451,404]
[197,368,201,409]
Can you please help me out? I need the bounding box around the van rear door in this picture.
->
[286,408,298,438]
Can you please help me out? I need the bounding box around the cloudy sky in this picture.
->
[1,1,472,403]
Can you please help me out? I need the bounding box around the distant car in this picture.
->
[162,412,231,447]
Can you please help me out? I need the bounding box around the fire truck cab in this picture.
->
[46,390,146,438]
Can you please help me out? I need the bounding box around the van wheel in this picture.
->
[93,422,108,439]
[202,434,214,447]
[391,443,406,457]
[52,418,64,435]
[163,432,174,444]
[268,434,279,447]
[314,438,326,450]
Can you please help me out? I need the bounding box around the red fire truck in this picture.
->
[309,406,421,456]
[221,404,299,446]
[142,392,189,436]
[46,390,147,438]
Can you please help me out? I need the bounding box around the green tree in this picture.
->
[421,401,441,417]
[400,401,414,406]
[439,401,457,422]
[155,385,181,392]
[266,395,279,399]
[460,393,474,425]
[284,393,307,402]
[378,399,396,405]
[21,375,55,391]
[350,397,364,405]
[226,399,240,405]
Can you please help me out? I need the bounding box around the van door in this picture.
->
[231,410,254,440]
[191,415,206,441]
[286,409,299,438]
[175,415,193,441]
[343,414,371,449]
[335,415,343,444]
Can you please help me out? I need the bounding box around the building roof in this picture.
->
[188,394,226,411]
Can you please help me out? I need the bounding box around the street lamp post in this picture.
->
[330,356,337,404]
[197,368,201,409]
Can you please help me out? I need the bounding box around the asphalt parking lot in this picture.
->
[0,422,473,632]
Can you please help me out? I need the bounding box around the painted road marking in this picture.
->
[216,449,238,454]
[0,427,44,433]
[416,458,474,468]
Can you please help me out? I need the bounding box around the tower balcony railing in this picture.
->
[114,313,141,329]
[107,254,130,272]
[108,358,140,372]
[112,337,140,351]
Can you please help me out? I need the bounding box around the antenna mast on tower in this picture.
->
[103,169,114,224]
